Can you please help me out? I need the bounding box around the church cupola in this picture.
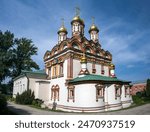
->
[109,63,115,78]
[71,7,85,37]
[79,53,89,76]
[89,17,99,43]
[58,18,68,43]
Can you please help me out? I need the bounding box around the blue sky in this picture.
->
[0,0,150,81]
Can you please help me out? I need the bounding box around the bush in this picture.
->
[0,94,7,114]
[132,95,144,105]
[5,95,12,101]
[146,79,150,97]
[15,89,35,105]
[136,92,142,98]
[32,99,44,107]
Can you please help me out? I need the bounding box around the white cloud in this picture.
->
[126,64,135,68]
[101,21,150,65]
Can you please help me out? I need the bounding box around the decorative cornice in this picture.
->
[44,37,112,62]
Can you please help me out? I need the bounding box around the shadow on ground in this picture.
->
[7,103,31,115]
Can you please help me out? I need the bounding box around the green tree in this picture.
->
[0,30,39,93]
[146,79,150,97]
[0,31,14,87]
[11,38,39,79]
[0,94,7,114]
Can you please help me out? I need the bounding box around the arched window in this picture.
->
[85,47,91,53]
[59,63,64,76]
[95,84,104,102]
[72,43,79,49]
[96,51,100,56]
[47,53,50,58]
[115,84,122,99]
[63,44,67,49]
[67,85,75,102]
[54,50,57,54]
[51,85,60,101]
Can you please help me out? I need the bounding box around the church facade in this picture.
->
[13,12,132,112]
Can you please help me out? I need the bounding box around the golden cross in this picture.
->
[61,18,64,26]
[75,7,80,16]
[92,16,95,24]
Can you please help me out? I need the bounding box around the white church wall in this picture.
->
[29,78,37,92]
[95,64,101,75]
[29,78,49,97]
[104,66,109,76]
[13,76,28,97]
[73,59,81,78]
[87,62,92,74]
[34,82,39,99]
[61,83,105,112]
[38,82,50,102]
[49,77,67,105]
[107,84,122,111]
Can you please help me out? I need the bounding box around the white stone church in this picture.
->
[13,11,132,112]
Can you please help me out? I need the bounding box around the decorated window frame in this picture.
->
[67,85,75,102]
[101,64,105,75]
[124,85,130,97]
[92,63,96,74]
[115,84,122,99]
[95,84,105,102]
[59,62,64,77]
[51,85,60,101]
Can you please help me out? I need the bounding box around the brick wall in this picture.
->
[131,83,146,95]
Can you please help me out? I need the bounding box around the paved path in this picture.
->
[7,102,150,115]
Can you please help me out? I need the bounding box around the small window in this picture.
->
[101,65,105,75]
[67,85,75,102]
[95,84,104,102]
[96,52,100,56]
[72,43,79,49]
[115,84,121,99]
[125,85,130,97]
[52,66,57,77]
[47,54,50,58]
[59,63,64,76]
[51,85,60,101]
[92,63,96,74]
[49,68,51,78]
[63,44,67,49]
[70,89,74,98]
[85,47,91,53]
[54,50,57,54]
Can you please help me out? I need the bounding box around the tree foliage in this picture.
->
[0,31,14,85]
[146,79,150,97]
[11,38,39,78]
[0,30,39,92]
[0,94,7,114]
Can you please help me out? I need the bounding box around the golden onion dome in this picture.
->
[80,53,87,63]
[71,16,85,26]
[89,24,99,33]
[57,26,68,34]
[110,63,115,69]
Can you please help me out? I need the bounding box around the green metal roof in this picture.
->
[13,70,47,81]
[21,70,46,74]
[69,74,130,84]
